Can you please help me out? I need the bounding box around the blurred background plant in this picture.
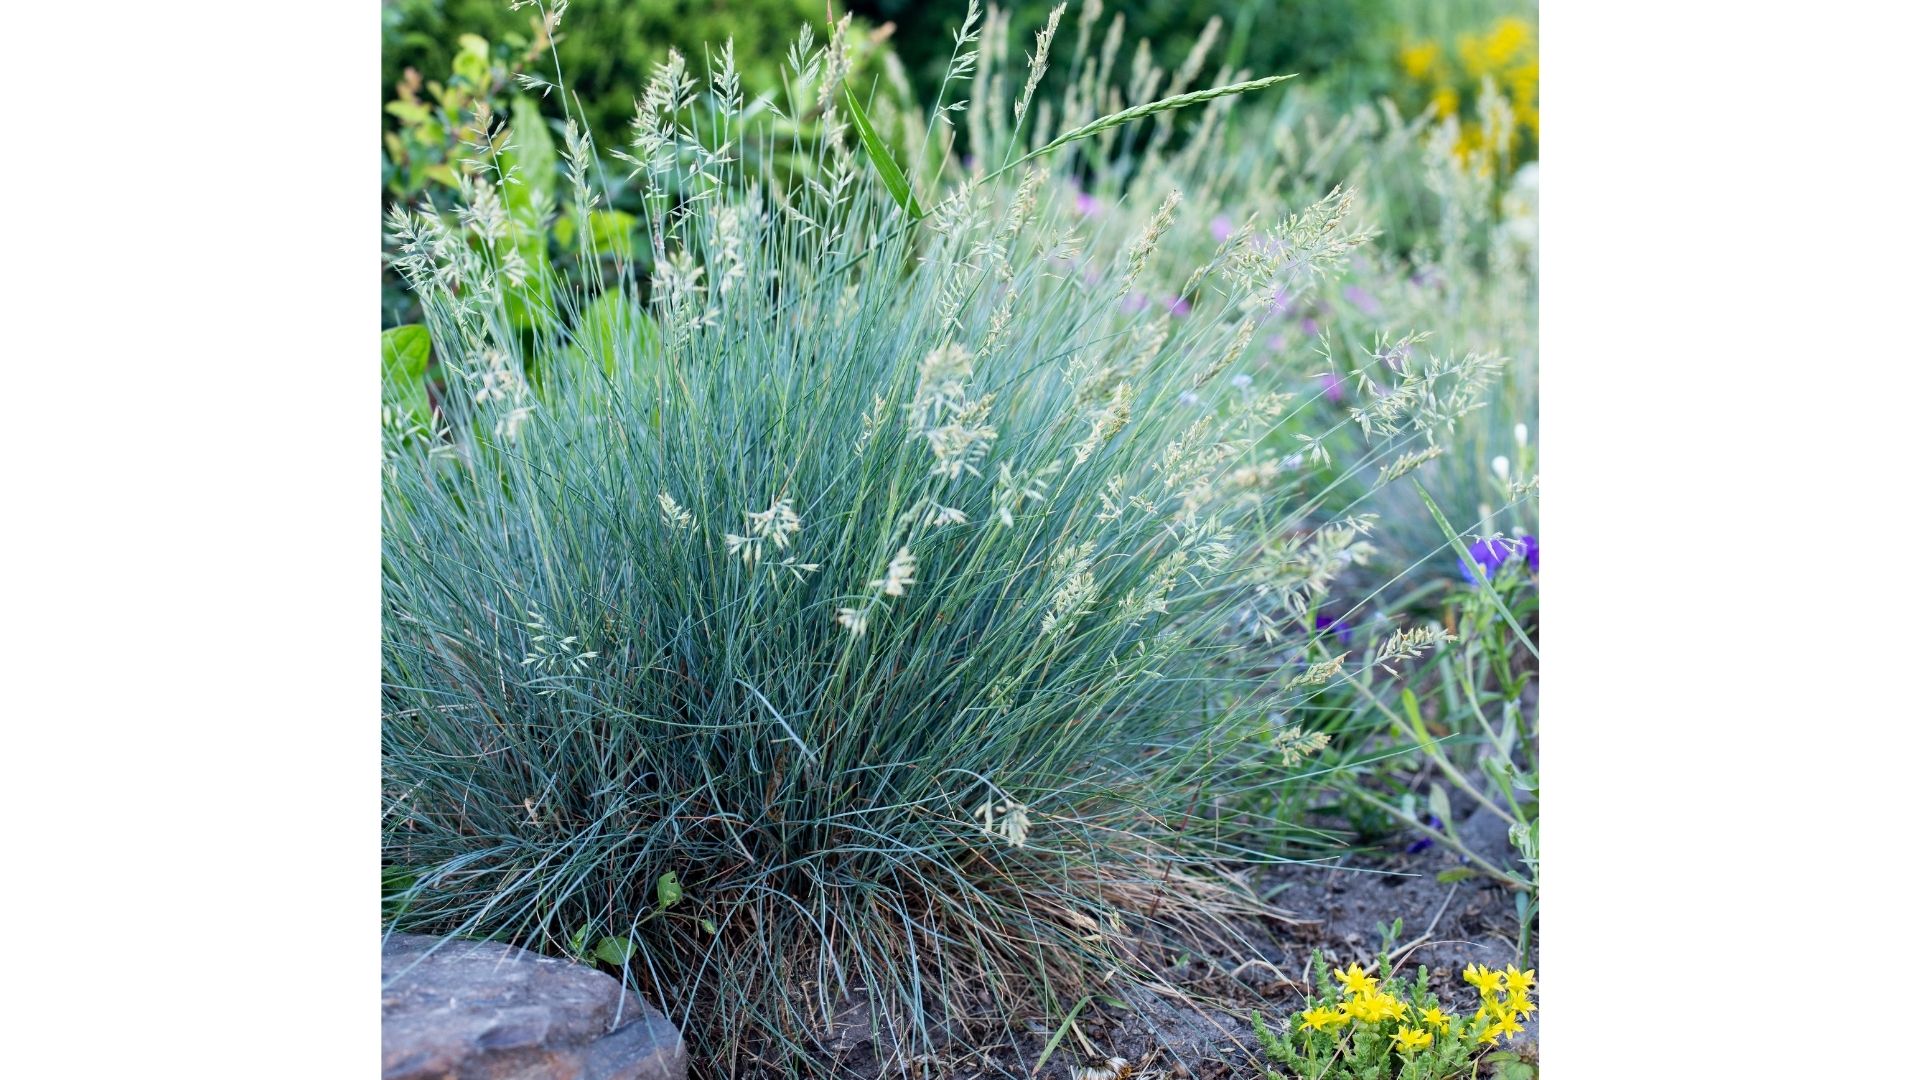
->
[383,0,832,142]
[1391,9,1538,165]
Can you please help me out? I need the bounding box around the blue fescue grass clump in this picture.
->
[381,6,1492,1070]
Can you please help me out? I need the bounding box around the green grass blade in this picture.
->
[844,86,922,219]
[991,73,1296,180]
[1032,995,1091,1076]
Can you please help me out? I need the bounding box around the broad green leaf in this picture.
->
[451,35,491,88]
[381,865,418,919]
[380,325,433,424]
[575,290,659,375]
[593,936,636,965]
[655,871,683,909]
[843,88,921,219]
[502,241,554,330]
[553,209,638,260]
[501,96,557,219]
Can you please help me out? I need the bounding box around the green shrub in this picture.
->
[381,8,1495,1071]
[383,0,832,142]
[854,0,1399,110]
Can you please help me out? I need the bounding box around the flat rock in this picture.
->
[382,933,685,1080]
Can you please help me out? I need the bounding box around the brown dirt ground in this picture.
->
[801,801,1537,1080]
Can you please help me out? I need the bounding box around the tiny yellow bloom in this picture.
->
[1344,992,1384,1023]
[1393,1024,1434,1053]
[1477,1023,1502,1046]
[1503,966,1536,995]
[1462,963,1504,997]
[1420,1005,1450,1029]
[1382,995,1410,1022]
[1489,1010,1524,1042]
[1300,1006,1346,1032]
[1507,993,1537,1019]
[1335,962,1378,995]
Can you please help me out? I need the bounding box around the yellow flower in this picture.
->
[1489,1010,1524,1042]
[1432,86,1460,119]
[1335,963,1378,995]
[1300,1006,1347,1032]
[1503,966,1536,995]
[1477,1023,1502,1046]
[1382,995,1411,1022]
[1483,17,1532,68]
[1345,992,1385,1023]
[1507,993,1537,1019]
[1393,1024,1434,1053]
[1462,964,1504,997]
[1398,40,1441,82]
[1420,1005,1451,1030]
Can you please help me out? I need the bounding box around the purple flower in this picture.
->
[1300,316,1321,337]
[1210,214,1234,242]
[1318,372,1344,404]
[1343,285,1382,316]
[1167,295,1192,317]
[1314,611,1355,645]
[1457,535,1540,584]
[1406,813,1444,854]
[1269,287,1295,315]
[1075,190,1102,217]
[1121,292,1149,314]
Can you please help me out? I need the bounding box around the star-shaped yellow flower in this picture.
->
[1462,963,1504,997]
[1345,991,1389,1023]
[1503,966,1535,995]
[1420,1005,1452,1031]
[1489,1010,1523,1042]
[1507,992,1536,1018]
[1335,962,1378,995]
[1392,1024,1434,1052]
[1300,1006,1347,1032]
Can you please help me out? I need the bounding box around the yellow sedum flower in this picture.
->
[1489,1009,1524,1042]
[1508,993,1537,1019]
[1300,1006,1347,1032]
[1335,962,1378,995]
[1503,966,1536,995]
[1420,1005,1451,1031]
[1344,993,1386,1024]
[1462,963,1504,997]
[1393,1024,1434,1053]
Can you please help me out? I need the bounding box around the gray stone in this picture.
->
[382,933,685,1080]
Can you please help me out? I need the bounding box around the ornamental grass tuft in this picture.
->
[381,3,1496,1071]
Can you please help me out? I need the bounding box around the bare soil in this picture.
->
[802,801,1537,1080]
